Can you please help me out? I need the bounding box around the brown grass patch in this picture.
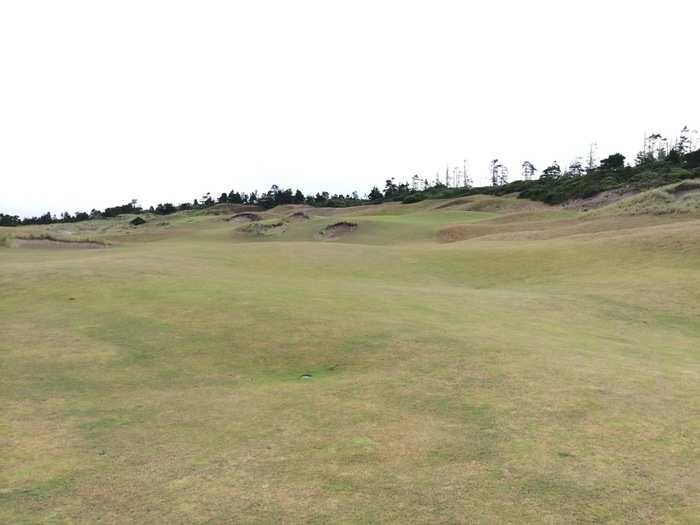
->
[10,234,107,249]
[436,215,692,243]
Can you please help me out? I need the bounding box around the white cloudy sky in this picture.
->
[1,0,698,217]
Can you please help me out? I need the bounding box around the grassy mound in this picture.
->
[434,194,549,213]
[596,179,700,215]
[196,203,261,216]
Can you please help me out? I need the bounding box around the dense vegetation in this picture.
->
[368,149,700,206]
[397,160,700,206]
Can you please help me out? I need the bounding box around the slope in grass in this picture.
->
[597,179,700,216]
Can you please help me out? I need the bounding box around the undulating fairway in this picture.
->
[2,196,700,524]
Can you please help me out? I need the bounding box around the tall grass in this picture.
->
[12,232,108,245]
[596,179,700,215]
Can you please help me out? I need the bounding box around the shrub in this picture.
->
[402,194,424,204]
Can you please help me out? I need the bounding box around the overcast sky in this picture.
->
[1,1,698,217]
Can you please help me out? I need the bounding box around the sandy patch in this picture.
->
[229,212,262,223]
[317,222,357,240]
[239,220,287,236]
[12,238,106,249]
[563,189,638,210]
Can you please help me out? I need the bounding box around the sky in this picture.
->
[1,0,698,217]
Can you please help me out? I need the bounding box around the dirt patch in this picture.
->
[12,236,106,249]
[668,180,700,198]
[288,211,310,220]
[563,189,638,210]
[317,222,357,240]
[229,212,262,223]
[239,220,287,236]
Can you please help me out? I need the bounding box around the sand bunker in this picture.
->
[563,189,638,210]
[229,212,262,223]
[288,211,310,220]
[240,220,287,236]
[317,222,357,240]
[11,237,106,249]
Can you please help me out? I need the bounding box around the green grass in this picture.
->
[2,198,700,523]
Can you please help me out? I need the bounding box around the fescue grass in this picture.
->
[596,179,700,216]
[13,232,108,244]
[2,197,700,523]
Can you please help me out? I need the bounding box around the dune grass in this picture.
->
[1,199,700,524]
[596,179,700,216]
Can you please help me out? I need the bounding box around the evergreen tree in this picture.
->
[368,187,383,201]
[599,153,625,170]
[541,162,561,180]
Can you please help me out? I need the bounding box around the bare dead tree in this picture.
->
[411,174,420,191]
[521,161,536,181]
[490,159,508,186]
[497,166,509,186]
[490,159,500,186]
[463,159,473,188]
[586,142,598,172]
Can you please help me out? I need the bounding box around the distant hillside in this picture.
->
[3,149,699,228]
[397,160,700,207]
[594,179,700,216]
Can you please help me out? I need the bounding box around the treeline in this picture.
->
[1,203,141,227]
[3,133,699,227]
[371,126,700,206]
[375,149,700,206]
[1,210,90,227]
[0,186,367,227]
[518,150,700,204]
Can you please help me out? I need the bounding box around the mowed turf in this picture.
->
[2,198,700,524]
